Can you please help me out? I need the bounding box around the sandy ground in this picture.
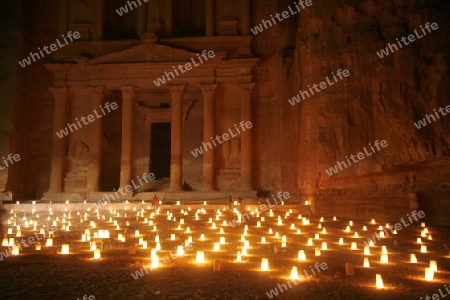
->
[0,203,449,300]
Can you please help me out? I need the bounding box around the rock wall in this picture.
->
[287,0,449,225]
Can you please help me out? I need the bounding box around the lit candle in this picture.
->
[350,242,357,250]
[381,246,388,254]
[338,238,344,245]
[429,260,437,272]
[321,242,327,250]
[236,251,242,262]
[363,257,370,268]
[290,266,299,280]
[315,248,321,256]
[364,246,370,255]
[35,242,41,251]
[11,245,19,255]
[376,274,383,288]
[177,245,184,256]
[380,254,388,264]
[410,254,417,263]
[151,255,159,268]
[61,244,69,254]
[425,268,434,281]
[298,250,306,261]
[261,258,269,271]
[196,251,205,263]
[421,245,427,253]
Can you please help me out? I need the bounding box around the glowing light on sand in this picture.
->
[425,268,434,281]
[11,245,19,255]
[290,266,299,280]
[236,251,242,262]
[261,258,269,271]
[298,250,306,261]
[364,257,370,268]
[151,255,159,268]
[429,260,437,272]
[93,249,101,260]
[61,244,69,254]
[196,251,205,263]
[376,274,383,288]
[315,248,321,256]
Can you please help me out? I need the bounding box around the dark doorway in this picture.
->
[150,123,171,179]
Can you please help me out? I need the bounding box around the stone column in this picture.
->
[120,86,139,191]
[164,0,173,37]
[58,1,69,37]
[92,0,104,40]
[48,87,68,193]
[147,0,160,33]
[238,83,255,190]
[200,84,218,190]
[241,0,251,35]
[87,86,105,192]
[168,85,186,191]
[205,0,215,36]
[136,0,147,37]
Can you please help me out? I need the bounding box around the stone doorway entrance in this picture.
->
[150,122,171,179]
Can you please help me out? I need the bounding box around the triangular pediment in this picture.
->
[90,33,219,64]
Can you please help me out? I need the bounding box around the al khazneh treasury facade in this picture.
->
[44,0,260,201]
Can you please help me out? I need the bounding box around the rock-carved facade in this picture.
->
[44,0,259,200]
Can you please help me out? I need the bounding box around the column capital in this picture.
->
[199,83,218,96]
[238,82,256,95]
[168,84,187,98]
[49,86,67,98]
[120,86,139,99]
